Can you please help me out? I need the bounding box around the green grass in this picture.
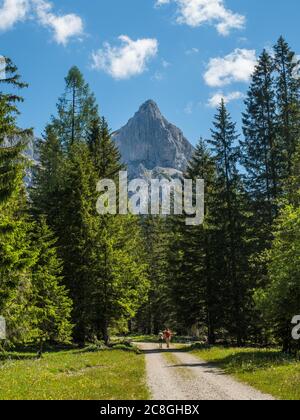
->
[0,348,149,400]
[190,346,300,400]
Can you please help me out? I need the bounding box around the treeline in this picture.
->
[136,37,300,353]
[0,63,149,349]
[0,37,299,353]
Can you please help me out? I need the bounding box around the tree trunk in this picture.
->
[102,321,110,346]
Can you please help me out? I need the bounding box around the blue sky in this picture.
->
[1,0,300,145]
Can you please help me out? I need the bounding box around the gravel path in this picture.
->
[138,343,274,401]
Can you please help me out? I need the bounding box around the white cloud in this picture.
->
[33,0,83,45]
[0,0,29,31]
[155,0,170,5]
[0,0,83,44]
[208,91,244,108]
[185,47,199,55]
[92,35,158,80]
[204,49,257,87]
[155,0,245,35]
[153,71,164,81]
[162,59,171,68]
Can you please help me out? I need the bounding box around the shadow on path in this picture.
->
[140,347,188,355]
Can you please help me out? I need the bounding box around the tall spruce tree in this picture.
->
[255,197,300,353]
[91,214,149,344]
[87,117,124,178]
[31,125,65,221]
[167,140,221,341]
[52,66,98,148]
[186,139,221,343]
[87,116,149,343]
[56,141,97,343]
[0,58,37,344]
[31,69,100,343]
[0,57,31,203]
[209,101,251,345]
[136,216,171,335]
[29,219,73,352]
[241,50,280,238]
[274,37,300,177]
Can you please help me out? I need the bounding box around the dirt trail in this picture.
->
[138,343,274,401]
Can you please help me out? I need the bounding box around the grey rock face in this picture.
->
[2,136,40,186]
[113,100,194,179]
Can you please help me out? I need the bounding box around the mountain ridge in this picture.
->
[113,100,194,179]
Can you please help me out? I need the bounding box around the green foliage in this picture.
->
[51,66,98,148]
[2,40,300,360]
[0,58,36,344]
[255,200,300,352]
[87,116,124,178]
[208,102,252,344]
[274,36,300,177]
[167,139,220,340]
[241,49,279,236]
[135,216,171,335]
[0,57,31,204]
[32,67,149,345]
[28,219,73,347]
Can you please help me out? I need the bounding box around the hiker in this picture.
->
[158,332,164,349]
[163,328,173,349]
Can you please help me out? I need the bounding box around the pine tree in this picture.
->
[0,207,36,343]
[241,50,280,237]
[32,69,101,343]
[31,125,65,221]
[87,117,149,343]
[136,216,171,335]
[186,139,221,343]
[56,141,97,343]
[167,140,221,341]
[91,214,149,344]
[0,58,36,343]
[255,198,300,353]
[87,117,124,179]
[51,66,98,148]
[274,37,300,177]
[29,218,73,352]
[0,57,31,203]
[209,101,251,345]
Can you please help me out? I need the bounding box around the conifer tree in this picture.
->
[87,117,149,343]
[52,66,98,148]
[87,117,124,179]
[0,57,31,203]
[136,216,171,335]
[255,198,300,353]
[167,140,221,341]
[57,141,97,343]
[31,125,65,222]
[0,58,36,343]
[274,36,300,176]
[29,219,73,351]
[91,214,149,344]
[186,139,220,343]
[241,50,280,236]
[209,101,251,345]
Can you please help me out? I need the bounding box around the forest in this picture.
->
[0,36,300,355]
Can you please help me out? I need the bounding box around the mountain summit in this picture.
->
[113,100,194,179]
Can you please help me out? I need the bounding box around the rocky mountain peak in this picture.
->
[113,100,194,179]
[137,100,162,118]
